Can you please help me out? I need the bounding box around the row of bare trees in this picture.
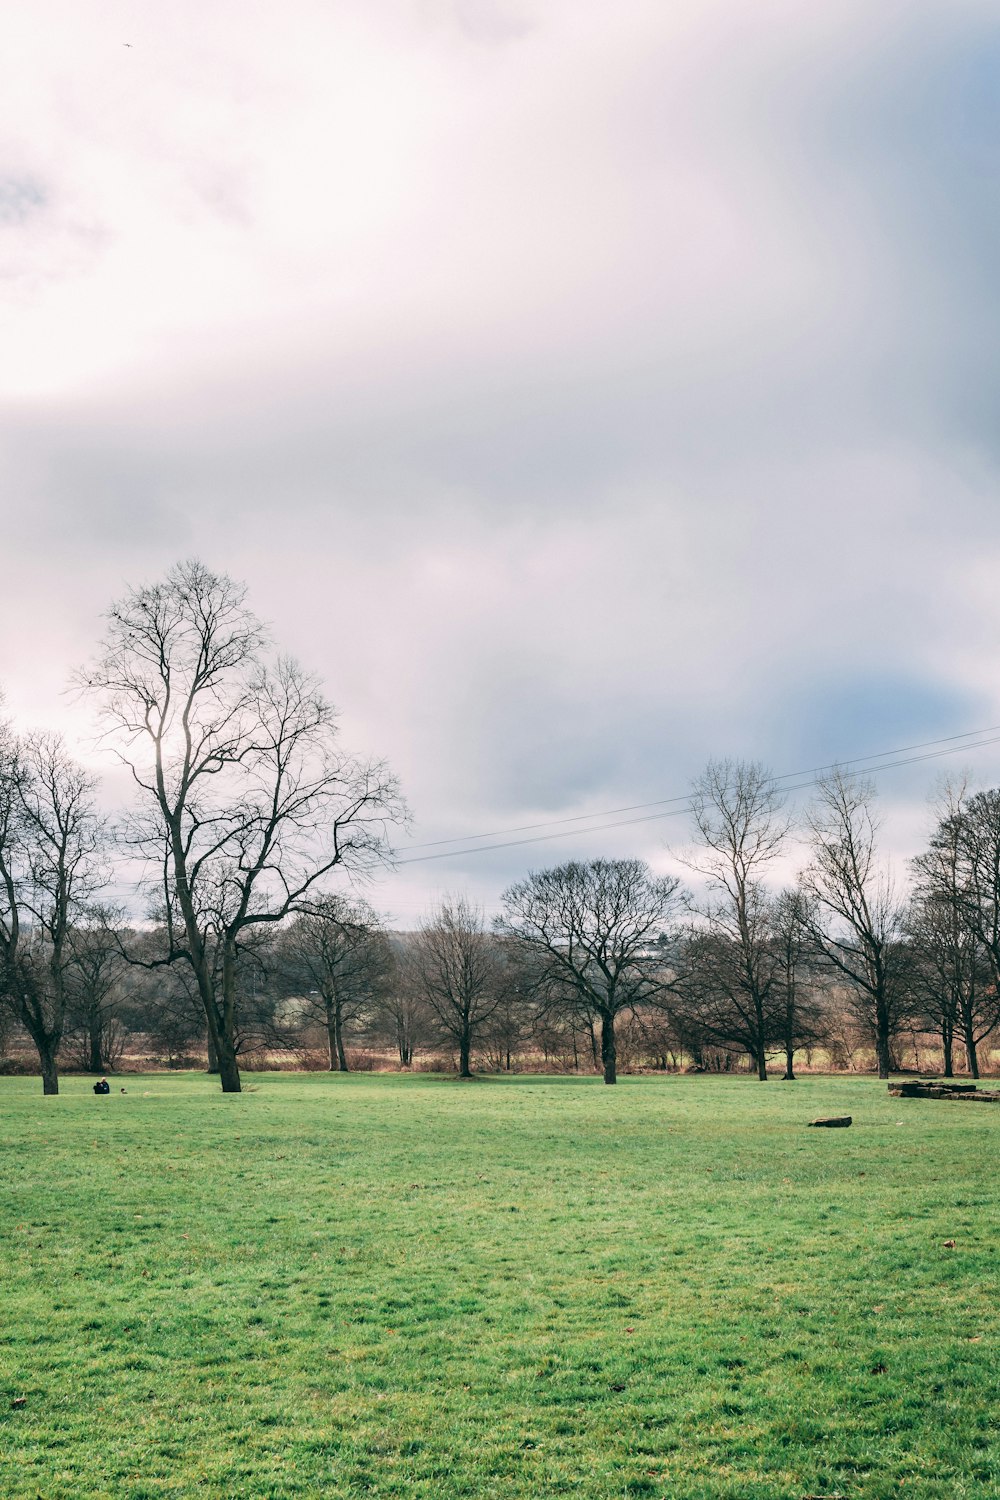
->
[0,726,107,1092]
[4,558,1000,1090]
[379,765,1000,1085]
[3,828,1000,1085]
[909,781,1000,1076]
[348,781,1000,1082]
[1,560,405,1094]
[646,761,999,1084]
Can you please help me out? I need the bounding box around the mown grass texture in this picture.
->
[0,1071,998,1498]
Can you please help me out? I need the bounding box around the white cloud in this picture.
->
[3,0,1000,917]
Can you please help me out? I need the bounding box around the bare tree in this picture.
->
[922,783,1000,1075]
[680,760,790,1081]
[117,942,208,1067]
[771,887,826,1080]
[481,939,537,1072]
[373,936,433,1067]
[670,924,769,1074]
[0,729,106,1093]
[64,915,127,1073]
[800,769,910,1080]
[498,858,683,1085]
[79,559,405,1092]
[410,897,504,1077]
[279,896,391,1070]
[0,712,23,1013]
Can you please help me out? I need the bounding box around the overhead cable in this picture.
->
[395,727,1000,865]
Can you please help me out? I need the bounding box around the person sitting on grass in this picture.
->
[93,1078,110,1095]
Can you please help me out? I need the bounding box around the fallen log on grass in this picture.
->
[808,1116,852,1128]
[887,1082,1000,1101]
[890,1080,977,1096]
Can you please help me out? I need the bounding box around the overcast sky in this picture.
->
[3,0,1000,922]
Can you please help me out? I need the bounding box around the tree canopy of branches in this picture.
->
[915,783,1000,1076]
[279,896,392,1070]
[80,559,405,1092]
[0,724,105,1093]
[372,935,433,1067]
[498,858,682,1084]
[800,769,910,1079]
[905,780,995,1074]
[770,887,825,1080]
[64,915,127,1073]
[410,897,505,1077]
[677,760,790,1080]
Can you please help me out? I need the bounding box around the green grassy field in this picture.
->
[1,1072,997,1499]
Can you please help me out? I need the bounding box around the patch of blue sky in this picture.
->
[778,673,985,773]
[0,176,47,226]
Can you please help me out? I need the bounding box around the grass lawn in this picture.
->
[0,1071,998,1498]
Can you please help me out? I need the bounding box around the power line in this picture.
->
[401,723,1000,851]
[395,727,1000,866]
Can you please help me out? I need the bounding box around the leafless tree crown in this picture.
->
[77,559,405,1091]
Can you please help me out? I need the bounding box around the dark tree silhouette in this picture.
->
[0,727,106,1094]
[80,560,404,1092]
[411,897,504,1077]
[801,770,911,1080]
[280,896,391,1070]
[498,858,682,1085]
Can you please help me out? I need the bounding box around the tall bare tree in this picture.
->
[481,940,536,1072]
[680,760,790,1081]
[65,915,127,1073]
[498,858,682,1085]
[922,783,1000,1075]
[771,887,826,1080]
[800,769,910,1080]
[374,936,433,1067]
[0,728,106,1094]
[410,897,504,1077]
[280,896,391,1070]
[79,560,404,1092]
[0,712,22,1000]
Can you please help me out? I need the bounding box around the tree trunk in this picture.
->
[205,998,241,1092]
[942,1023,954,1078]
[216,947,242,1093]
[206,1026,220,1074]
[783,1039,795,1080]
[323,988,348,1071]
[751,994,768,1081]
[875,995,891,1080]
[459,1031,472,1078]
[600,1011,617,1085]
[323,994,341,1071]
[18,1003,62,1096]
[964,1019,980,1079]
[396,1018,412,1067]
[39,1036,60,1096]
[216,1041,242,1092]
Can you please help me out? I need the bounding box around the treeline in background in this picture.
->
[2,560,1000,1092]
